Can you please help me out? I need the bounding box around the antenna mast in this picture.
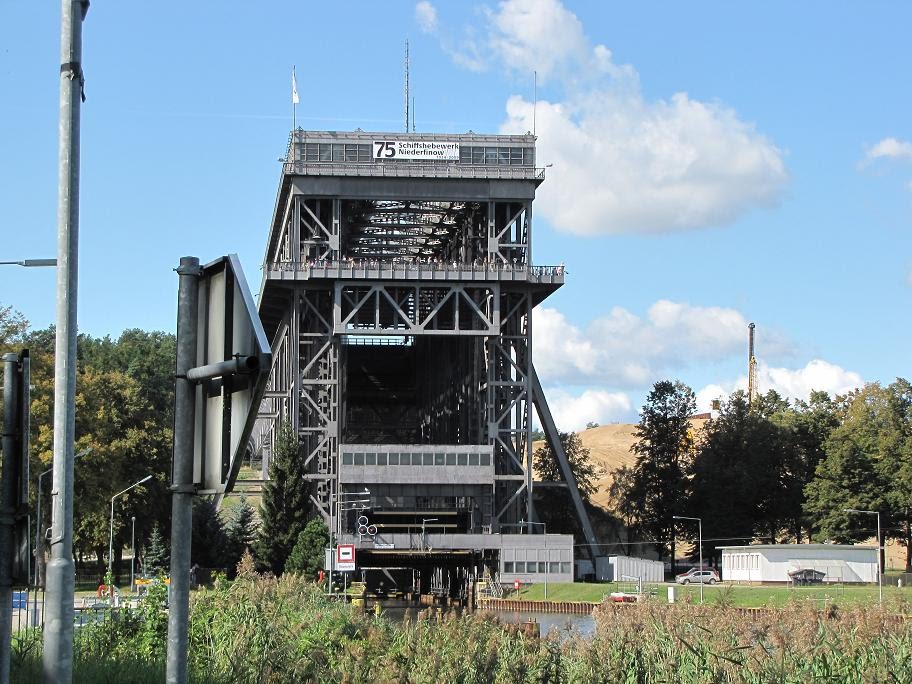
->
[747,322,758,405]
[404,40,410,133]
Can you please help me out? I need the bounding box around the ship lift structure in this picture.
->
[251,130,599,600]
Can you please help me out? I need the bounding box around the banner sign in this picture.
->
[373,140,460,161]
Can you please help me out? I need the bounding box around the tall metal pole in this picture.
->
[35,448,88,593]
[869,510,883,604]
[130,516,136,592]
[108,497,115,580]
[166,257,200,684]
[1,354,20,684]
[44,1,87,680]
[698,519,703,605]
[673,515,703,604]
[845,508,883,605]
[108,476,152,581]
[34,470,46,590]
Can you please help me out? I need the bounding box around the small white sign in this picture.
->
[373,140,460,161]
[336,544,356,572]
[374,543,394,549]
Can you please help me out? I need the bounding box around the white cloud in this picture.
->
[540,387,632,431]
[694,360,863,412]
[761,360,863,401]
[695,384,729,413]
[422,0,788,235]
[502,91,787,235]
[866,137,912,162]
[533,301,784,387]
[483,0,589,81]
[415,1,438,33]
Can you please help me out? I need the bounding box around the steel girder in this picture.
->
[268,196,530,266]
[334,282,499,335]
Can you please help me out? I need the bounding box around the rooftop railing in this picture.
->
[280,160,546,181]
[264,260,566,284]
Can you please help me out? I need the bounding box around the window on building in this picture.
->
[353,453,364,466]
[388,453,399,465]
[446,453,457,466]
[341,453,353,465]
[365,453,376,466]
[377,453,387,466]
[457,453,468,466]
[468,453,479,466]
[504,562,514,573]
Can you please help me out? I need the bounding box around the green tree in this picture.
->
[625,380,696,567]
[0,303,29,346]
[532,431,599,548]
[607,464,638,555]
[688,391,792,561]
[192,498,229,568]
[769,390,839,542]
[254,421,312,574]
[225,497,258,573]
[533,431,598,501]
[804,380,911,571]
[285,518,330,578]
[144,524,170,576]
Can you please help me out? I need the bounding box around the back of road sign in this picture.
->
[191,255,271,494]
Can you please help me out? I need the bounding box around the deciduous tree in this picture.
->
[626,380,696,567]
[285,518,330,579]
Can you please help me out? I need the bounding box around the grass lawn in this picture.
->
[511,581,911,609]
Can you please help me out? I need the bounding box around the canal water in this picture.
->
[496,610,595,639]
[382,606,595,640]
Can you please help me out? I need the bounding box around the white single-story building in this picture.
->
[594,555,665,583]
[720,544,878,584]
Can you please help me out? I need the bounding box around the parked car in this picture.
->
[675,568,719,585]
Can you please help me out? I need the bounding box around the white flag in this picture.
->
[292,68,300,105]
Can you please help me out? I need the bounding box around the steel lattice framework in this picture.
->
[252,130,599,563]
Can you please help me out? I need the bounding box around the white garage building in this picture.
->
[720,544,878,584]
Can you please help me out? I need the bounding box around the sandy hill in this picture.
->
[535,419,708,510]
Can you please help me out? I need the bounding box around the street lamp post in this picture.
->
[520,519,548,599]
[845,508,882,604]
[0,259,57,268]
[130,516,136,593]
[34,447,90,589]
[108,475,152,581]
[673,515,703,604]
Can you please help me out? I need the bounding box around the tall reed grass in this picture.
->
[11,569,912,683]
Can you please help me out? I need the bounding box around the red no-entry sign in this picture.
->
[336,544,356,571]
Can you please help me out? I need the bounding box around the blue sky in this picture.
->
[2,1,910,429]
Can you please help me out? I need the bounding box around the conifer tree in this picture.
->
[191,497,229,568]
[225,496,258,571]
[145,524,170,576]
[254,421,312,574]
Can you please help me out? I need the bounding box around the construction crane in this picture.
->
[747,322,758,405]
